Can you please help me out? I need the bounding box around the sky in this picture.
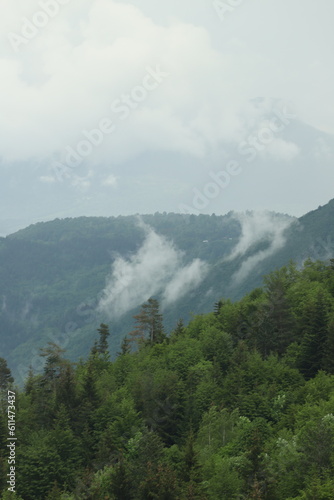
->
[1,0,334,235]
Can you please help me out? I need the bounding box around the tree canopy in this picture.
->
[1,259,334,498]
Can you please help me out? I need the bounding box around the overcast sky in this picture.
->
[0,0,333,234]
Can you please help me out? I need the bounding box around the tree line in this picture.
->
[1,259,334,498]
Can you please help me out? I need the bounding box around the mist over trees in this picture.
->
[1,200,334,384]
[1,260,334,498]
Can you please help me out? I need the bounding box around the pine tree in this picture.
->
[39,343,66,387]
[111,458,133,499]
[262,270,296,355]
[174,319,185,336]
[49,404,82,484]
[170,319,185,343]
[46,482,62,499]
[298,290,329,379]
[129,298,165,345]
[0,357,14,392]
[183,430,202,484]
[181,431,206,499]
[89,340,98,357]
[24,366,35,395]
[55,364,77,417]
[214,299,224,316]
[118,336,131,356]
[96,323,110,354]
[322,313,334,374]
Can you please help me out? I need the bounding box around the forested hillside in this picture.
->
[1,199,334,383]
[1,259,334,499]
[0,213,241,382]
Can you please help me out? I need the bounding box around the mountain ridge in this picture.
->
[1,199,333,383]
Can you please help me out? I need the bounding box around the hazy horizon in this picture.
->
[1,0,334,234]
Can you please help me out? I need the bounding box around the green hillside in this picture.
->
[0,200,334,384]
[0,213,240,382]
[1,259,334,498]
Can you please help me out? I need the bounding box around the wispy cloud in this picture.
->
[102,174,118,187]
[226,211,295,285]
[263,138,300,161]
[98,221,208,318]
[162,258,208,307]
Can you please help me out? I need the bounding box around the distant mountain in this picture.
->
[1,199,334,383]
[1,99,334,233]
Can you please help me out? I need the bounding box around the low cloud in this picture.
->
[313,137,333,161]
[98,222,208,318]
[264,138,300,161]
[162,259,208,307]
[102,174,118,187]
[226,211,295,285]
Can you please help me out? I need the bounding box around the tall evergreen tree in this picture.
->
[96,323,110,354]
[118,336,131,356]
[322,313,334,374]
[298,290,330,378]
[55,364,77,418]
[214,299,224,316]
[110,458,133,499]
[39,343,66,387]
[261,268,296,355]
[129,298,165,345]
[0,358,14,393]
[174,318,185,336]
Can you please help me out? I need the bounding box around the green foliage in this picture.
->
[0,359,13,394]
[2,259,334,498]
[96,323,110,354]
[130,298,165,346]
[0,491,24,500]
[202,455,243,500]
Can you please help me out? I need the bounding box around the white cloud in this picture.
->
[0,0,299,167]
[313,137,333,161]
[39,175,56,183]
[102,174,118,187]
[1,0,334,224]
[70,169,94,191]
[98,222,208,317]
[162,258,208,307]
[226,211,295,284]
[264,138,300,162]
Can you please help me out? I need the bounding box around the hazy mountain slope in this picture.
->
[0,213,240,381]
[1,200,333,383]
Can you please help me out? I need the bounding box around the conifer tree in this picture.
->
[174,319,185,337]
[96,323,110,354]
[24,366,35,395]
[183,430,202,484]
[262,269,296,355]
[55,364,77,416]
[118,336,131,356]
[298,290,329,378]
[129,298,165,345]
[89,340,98,357]
[322,313,334,374]
[0,357,14,392]
[39,343,66,386]
[110,459,132,499]
[214,299,224,316]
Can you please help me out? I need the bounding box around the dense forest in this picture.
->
[1,259,334,499]
[1,199,334,383]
